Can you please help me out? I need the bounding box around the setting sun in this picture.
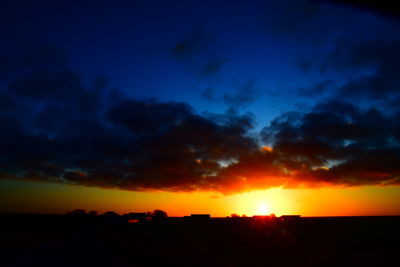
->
[257,203,270,215]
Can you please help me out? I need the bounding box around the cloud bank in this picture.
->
[1,1,400,194]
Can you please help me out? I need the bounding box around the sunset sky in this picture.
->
[1,0,400,217]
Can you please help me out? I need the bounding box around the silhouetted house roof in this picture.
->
[184,214,211,221]
[191,214,210,218]
[164,217,183,222]
[280,215,301,222]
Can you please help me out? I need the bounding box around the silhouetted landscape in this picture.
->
[1,212,399,266]
[2,1,400,266]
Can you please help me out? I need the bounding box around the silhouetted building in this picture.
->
[184,214,211,222]
[280,215,301,222]
[191,214,210,218]
[164,217,183,222]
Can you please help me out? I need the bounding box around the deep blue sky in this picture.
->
[1,0,400,193]
[3,0,398,127]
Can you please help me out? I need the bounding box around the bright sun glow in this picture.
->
[257,203,270,215]
[230,188,288,216]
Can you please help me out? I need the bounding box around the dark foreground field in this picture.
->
[1,214,399,267]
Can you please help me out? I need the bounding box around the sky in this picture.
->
[1,0,400,216]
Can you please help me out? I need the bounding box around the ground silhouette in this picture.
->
[1,213,399,266]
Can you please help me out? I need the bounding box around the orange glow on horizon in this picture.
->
[0,180,400,217]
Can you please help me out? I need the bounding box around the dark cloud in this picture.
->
[201,80,259,111]
[263,0,365,44]
[266,0,321,35]
[200,57,229,77]
[1,41,400,194]
[222,80,258,110]
[171,27,228,77]
[264,0,400,48]
[300,38,400,102]
[0,47,259,192]
[107,99,193,134]
[0,44,67,82]
[9,70,82,100]
[259,99,400,187]
[326,0,400,19]
[201,87,215,101]
[171,27,214,60]
[297,80,335,97]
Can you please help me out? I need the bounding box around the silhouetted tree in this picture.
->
[88,210,98,216]
[102,211,119,217]
[67,209,86,215]
[147,209,168,221]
